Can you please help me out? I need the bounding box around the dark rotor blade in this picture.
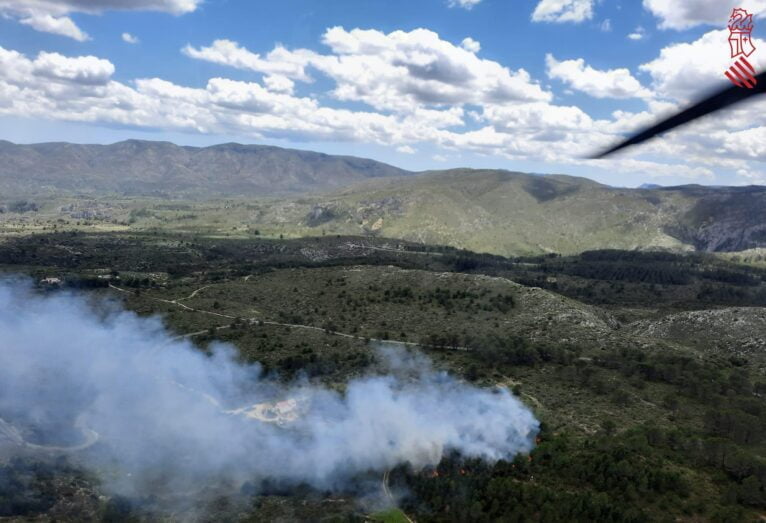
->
[592,70,766,159]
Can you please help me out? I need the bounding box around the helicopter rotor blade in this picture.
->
[591,70,766,159]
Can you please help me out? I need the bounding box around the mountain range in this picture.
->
[1,139,765,255]
[0,139,408,197]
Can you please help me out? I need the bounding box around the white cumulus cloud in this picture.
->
[186,27,551,115]
[639,29,766,101]
[531,0,595,23]
[122,32,139,44]
[447,0,482,9]
[0,0,201,40]
[263,74,295,94]
[17,11,89,41]
[461,37,481,53]
[628,26,646,40]
[31,51,115,85]
[546,54,652,99]
[182,39,316,82]
[643,0,766,30]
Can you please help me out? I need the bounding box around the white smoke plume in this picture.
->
[0,279,538,497]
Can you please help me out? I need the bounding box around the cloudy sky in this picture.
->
[0,0,765,187]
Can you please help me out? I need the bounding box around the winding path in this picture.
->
[108,283,470,352]
[0,414,99,453]
[381,469,415,523]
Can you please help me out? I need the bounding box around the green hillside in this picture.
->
[2,141,766,256]
[168,169,763,256]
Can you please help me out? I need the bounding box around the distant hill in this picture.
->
[237,169,766,254]
[0,140,410,197]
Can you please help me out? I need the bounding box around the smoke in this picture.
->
[0,279,538,498]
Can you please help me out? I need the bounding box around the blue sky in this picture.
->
[0,0,764,187]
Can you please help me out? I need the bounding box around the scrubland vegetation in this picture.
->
[1,231,765,521]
